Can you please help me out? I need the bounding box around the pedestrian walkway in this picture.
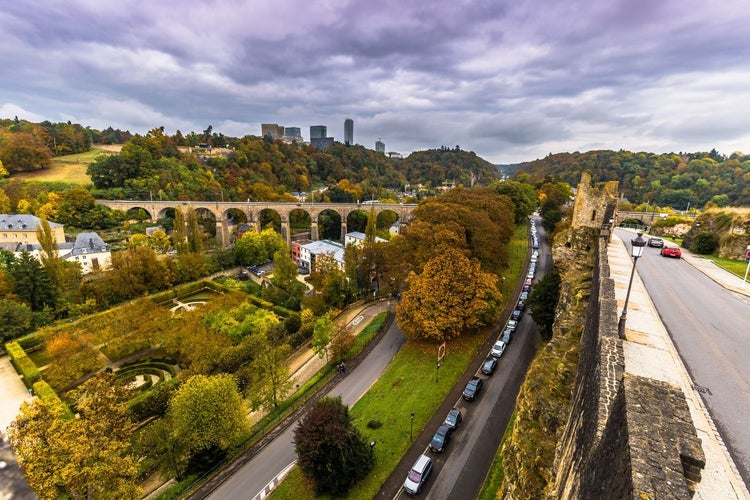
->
[679,249,750,299]
[611,232,750,500]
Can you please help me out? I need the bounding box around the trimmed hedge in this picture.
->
[5,341,41,386]
[32,380,74,419]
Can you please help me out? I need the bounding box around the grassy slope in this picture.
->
[12,147,116,184]
[270,224,529,500]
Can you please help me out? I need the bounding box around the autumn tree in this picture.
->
[186,208,204,253]
[8,372,141,499]
[293,396,374,496]
[166,374,250,473]
[329,324,356,362]
[0,132,52,172]
[396,247,501,342]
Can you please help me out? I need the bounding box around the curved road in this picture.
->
[615,228,750,486]
[207,301,405,499]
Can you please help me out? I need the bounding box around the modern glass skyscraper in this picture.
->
[310,125,327,139]
[344,118,353,145]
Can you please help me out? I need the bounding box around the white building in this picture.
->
[344,231,388,247]
[299,240,345,272]
[60,232,112,274]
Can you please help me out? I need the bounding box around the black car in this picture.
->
[462,376,484,401]
[647,237,664,248]
[429,424,454,453]
[444,407,462,429]
[511,308,523,321]
[516,300,526,311]
[481,356,498,376]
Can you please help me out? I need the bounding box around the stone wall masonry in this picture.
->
[549,177,705,499]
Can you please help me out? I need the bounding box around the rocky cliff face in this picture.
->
[681,208,750,259]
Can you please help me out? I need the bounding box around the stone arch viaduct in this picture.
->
[95,200,418,246]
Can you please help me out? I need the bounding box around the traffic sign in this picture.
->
[746,249,750,260]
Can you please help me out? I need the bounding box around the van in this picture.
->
[403,454,433,495]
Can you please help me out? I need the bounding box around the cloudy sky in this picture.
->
[2,0,750,164]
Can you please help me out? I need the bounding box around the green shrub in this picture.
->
[127,378,179,422]
[6,341,41,385]
[32,380,73,419]
[692,232,718,254]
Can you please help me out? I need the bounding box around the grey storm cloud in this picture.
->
[2,0,750,163]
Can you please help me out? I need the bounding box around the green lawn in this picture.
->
[703,255,750,277]
[270,223,530,499]
[12,147,114,184]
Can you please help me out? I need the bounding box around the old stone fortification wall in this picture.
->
[550,207,705,498]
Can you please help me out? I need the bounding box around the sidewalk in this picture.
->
[610,232,750,500]
[678,249,750,299]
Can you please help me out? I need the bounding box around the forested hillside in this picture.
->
[515,149,750,208]
[85,129,500,201]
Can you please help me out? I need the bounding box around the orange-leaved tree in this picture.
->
[396,247,501,342]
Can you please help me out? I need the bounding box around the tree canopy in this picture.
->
[293,396,374,496]
[396,247,502,342]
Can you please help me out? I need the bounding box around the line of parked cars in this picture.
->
[403,236,540,496]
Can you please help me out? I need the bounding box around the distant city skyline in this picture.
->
[2,1,750,163]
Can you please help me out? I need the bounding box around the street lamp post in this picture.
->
[410,413,414,441]
[618,232,647,339]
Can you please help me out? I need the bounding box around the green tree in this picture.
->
[234,230,266,265]
[691,232,718,254]
[312,315,333,361]
[9,251,57,311]
[262,242,304,310]
[56,187,97,228]
[167,374,250,472]
[0,298,34,343]
[149,229,171,253]
[396,247,501,342]
[527,271,561,340]
[172,209,188,254]
[293,396,374,496]
[246,326,293,410]
[491,180,538,223]
[186,208,204,253]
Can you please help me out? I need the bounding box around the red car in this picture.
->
[660,246,682,258]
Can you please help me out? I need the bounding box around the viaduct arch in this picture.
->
[95,200,418,247]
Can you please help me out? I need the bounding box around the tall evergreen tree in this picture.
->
[9,251,56,311]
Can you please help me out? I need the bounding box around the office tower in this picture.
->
[375,139,385,153]
[284,127,301,138]
[344,118,353,146]
[261,124,284,139]
[310,125,327,139]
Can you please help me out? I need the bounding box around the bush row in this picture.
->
[32,380,74,419]
[5,341,41,386]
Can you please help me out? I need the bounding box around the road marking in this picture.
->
[351,315,364,326]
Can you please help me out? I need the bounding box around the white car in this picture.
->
[507,319,518,331]
[491,340,507,358]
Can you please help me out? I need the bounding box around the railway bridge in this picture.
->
[95,200,417,246]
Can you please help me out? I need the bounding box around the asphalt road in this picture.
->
[380,217,548,500]
[207,301,405,500]
[615,229,750,487]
